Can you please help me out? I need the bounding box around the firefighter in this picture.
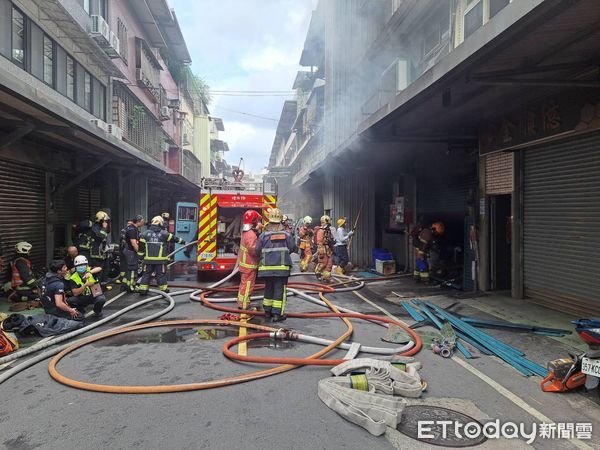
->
[256,208,296,322]
[413,221,444,283]
[116,219,133,285]
[298,216,314,272]
[10,242,39,301]
[282,215,293,234]
[90,211,111,288]
[237,210,262,309]
[138,216,186,295]
[121,215,144,292]
[315,215,334,283]
[334,217,354,275]
[65,255,105,317]
[74,219,93,260]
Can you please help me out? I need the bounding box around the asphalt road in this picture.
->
[1,270,599,450]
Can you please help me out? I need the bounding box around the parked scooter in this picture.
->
[541,318,600,397]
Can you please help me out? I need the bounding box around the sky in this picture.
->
[169,0,317,173]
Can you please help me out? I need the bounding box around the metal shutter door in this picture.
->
[523,133,600,316]
[0,159,46,281]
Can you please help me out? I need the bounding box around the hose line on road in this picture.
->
[47,274,422,394]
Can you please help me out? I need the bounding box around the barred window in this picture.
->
[117,19,128,64]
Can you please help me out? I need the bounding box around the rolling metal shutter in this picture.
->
[0,159,46,282]
[523,133,600,316]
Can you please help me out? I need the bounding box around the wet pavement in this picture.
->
[0,267,599,449]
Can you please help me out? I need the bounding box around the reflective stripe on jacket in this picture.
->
[256,230,296,277]
[11,256,34,289]
[140,225,183,263]
[90,224,109,258]
[238,230,259,270]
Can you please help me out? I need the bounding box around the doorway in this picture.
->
[490,194,511,290]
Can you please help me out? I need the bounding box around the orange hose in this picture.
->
[48,281,421,394]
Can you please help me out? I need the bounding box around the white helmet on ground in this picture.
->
[74,255,88,267]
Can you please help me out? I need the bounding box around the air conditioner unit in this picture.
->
[105,31,120,58]
[90,119,108,132]
[160,106,171,120]
[168,98,180,109]
[162,141,170,153]
[90,15,110,46]
[182,133,190,145]
[107,124,122,140]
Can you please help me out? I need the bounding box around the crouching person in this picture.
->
[40,260,82,321]
[65,255,105,317]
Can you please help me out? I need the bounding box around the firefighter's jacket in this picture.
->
[238,230,259,272]
[256,229,296,277]
[315,225,334,251]
[90,223,109,259]
[298,226,313,250]
[139,225,184,265]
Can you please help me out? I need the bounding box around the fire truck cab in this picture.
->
[193,176,277,272]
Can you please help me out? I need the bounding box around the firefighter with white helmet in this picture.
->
[65,254,105,317]
[315,215,334,282]
[10,241,39,301]
[256,208,296,321]
[298,215,314,272]
[138,216,186,295]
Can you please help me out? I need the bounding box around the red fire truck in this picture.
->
[195,177,277,272]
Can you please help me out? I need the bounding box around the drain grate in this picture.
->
[397,405,487,447]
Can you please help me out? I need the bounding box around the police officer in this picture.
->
[40,260,82,320]
[121,215,144,292]
[138,216,186,295]
[65,255,105,317]
[89,211,110,288]
[256,208,296,322]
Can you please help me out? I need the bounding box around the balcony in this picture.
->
[135,38,162,102]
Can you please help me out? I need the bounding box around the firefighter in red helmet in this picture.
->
[237,210,262,309]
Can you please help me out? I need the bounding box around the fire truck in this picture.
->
[174,176,278,273]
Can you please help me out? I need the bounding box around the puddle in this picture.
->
[92,325,296,350]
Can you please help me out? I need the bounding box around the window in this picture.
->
[83,0,90,14]
[66,56,75,100]
[99,0,108,19]
[117,19,128,63]
[178,206,197,222]
[490,0,510,18]
[464,1,484,39]
[11,7,25,66]
[43,35,54,86]
[84,71,92,111]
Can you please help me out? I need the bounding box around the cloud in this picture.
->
[169,0,315,171]
[239,46,297,72]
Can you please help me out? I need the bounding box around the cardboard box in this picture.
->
[376,259,396,276]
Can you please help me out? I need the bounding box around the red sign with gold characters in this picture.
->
[479,93,600,155]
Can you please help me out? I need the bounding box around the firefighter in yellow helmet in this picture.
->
[256,208,296,322]
[138,216,186,295]
[89,211,111,289]
[298,216,314,272]
[334,217,354,275]
[315,215,334,282]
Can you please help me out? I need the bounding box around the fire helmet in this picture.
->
[95,211,110,222]
[268,208,283,224]
[337,217,346,227]
[74,255,88,267]
[151,216,165,226]
[431,222,445,235]
[320,215,331,226]
[303,216,313,225]
[242,210,262,231]
[15,242,32,254]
